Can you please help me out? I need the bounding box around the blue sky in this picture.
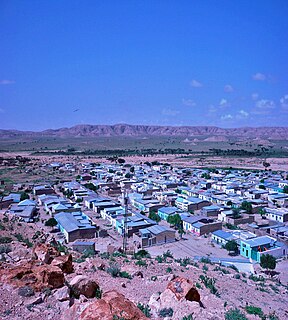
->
[0,0,288,130]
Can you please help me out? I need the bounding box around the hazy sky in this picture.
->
[1,0,288,130]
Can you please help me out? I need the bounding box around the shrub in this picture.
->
[199,275,217,295]
[0,244,12,254]
[202,265,208,271]
[119,271,132,279]
[248,274,265,282]
[0,236,12,244]
[200,257,212,264]
[100,252,110,259]
[182,315,194,320]
[134,249,151,259]
[166,267,173,273]
[95,287,102,299]
[195,282,202,289]
[225,308,248,320]
[107,263,121,278]
[245,305,264,317]
[159,307,174,318]
[135,259,147,267]
[155,255,164,263]
[137,303,151,318]
[18,286,35,297]
[163,250,173,259]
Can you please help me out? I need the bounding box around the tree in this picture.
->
[232,208,241,219]
[227,200,233,206]
[148,211,161,223]
[283,185,288,194]
[125,173,131,179]
[263,161,270,170]
[240,201,252,214]
[167,214,182,229]
[130,166,135,173]
[260,254,277,275]
[258,208,266,217]
[45,217,58,230]
[20,192,29,201]
[225,240,238,255]
[117,158,125,164]
[259,184,266,190]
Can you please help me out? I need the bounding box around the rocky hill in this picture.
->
[0,124,288,139]
[0,214,287,320]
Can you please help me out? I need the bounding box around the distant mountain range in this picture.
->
[0,124,288,139]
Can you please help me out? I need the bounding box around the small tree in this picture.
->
[283,185,288,194]
[45,217,58,230]
[20,192,29,201]
[263,161,270,170]
[258,208,266,217]
[117,158,125,164]
[225,240,238,255]
[260,254,276,275]
[232,208,241,219]
[148,211,161,223]
[240,201,252,214]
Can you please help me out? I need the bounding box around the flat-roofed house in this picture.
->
[55,211,96,242]
[133,225,176,248]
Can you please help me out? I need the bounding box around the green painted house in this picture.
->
[240,236,279,262]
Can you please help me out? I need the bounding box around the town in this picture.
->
[1,157,287,272]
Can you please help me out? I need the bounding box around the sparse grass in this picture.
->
[159,307,174,318]
[135,259,147,267]
[137,303,151,318]
[245,305,264,317]
[225,308,248,320]
[199,275,218,295]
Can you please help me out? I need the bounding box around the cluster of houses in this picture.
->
[1,160,288,262]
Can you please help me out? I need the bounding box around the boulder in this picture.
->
[1,261,65,291]
[80,290,148,320]
[69,275,99,298]
[54,286,70,302]
[33,243,60,264]
[51,254,73,274]
[166,277,200,302]
[33,264,65,290]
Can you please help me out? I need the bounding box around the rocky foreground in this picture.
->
[0,217,287,320]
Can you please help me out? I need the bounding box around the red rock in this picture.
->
[80,290,148,320]
[33,243,60,264]
[51,254,73,274]
[69,275,99,298]
[166,276,200,302]
[0,261,64,291]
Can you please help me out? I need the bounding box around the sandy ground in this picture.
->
[1,151,287,171]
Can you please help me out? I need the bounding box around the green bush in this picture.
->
[199,275,218,295]
[0,236,12,244]
[137,303,151,318]
[119,271,132,279]
[134,249,151,259]
[107,263,121,278]
[245,305,264,317]
[182,315,194,320]
[166,267,173,273]
[159,307,174,318]
[135,259,147,267]
[225,308,248,320]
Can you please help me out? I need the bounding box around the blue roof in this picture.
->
[242,236,277,247]
[158,206,179,214]
[55,212,96,233]
[212,230,233,240]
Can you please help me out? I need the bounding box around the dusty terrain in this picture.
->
[0,214,287,320]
